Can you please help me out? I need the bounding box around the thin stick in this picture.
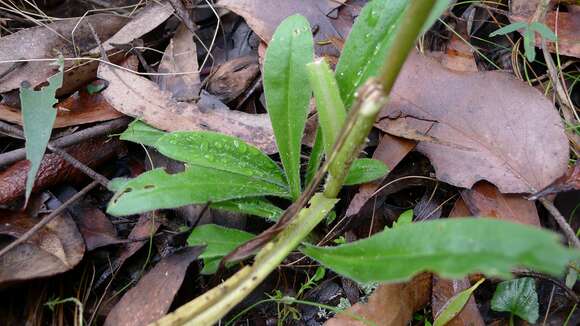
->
[540,197,580,248]
[0,120,111,187]
[0,117,130,167]
[0,180,99,258]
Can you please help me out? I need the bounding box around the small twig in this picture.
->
[540,197,580,248]
[0,117,130,167]
[0,180,99,258]
[0,120,111,187]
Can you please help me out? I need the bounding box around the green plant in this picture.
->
[104,0,579,324]
[491,277,539,325]
[489,21,557,62]
[433,278,485,326]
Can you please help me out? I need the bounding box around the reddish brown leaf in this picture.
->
[205,56,260,103]
[530,161,580,199]
[0,91,123,128]
[0,14,128,95]
[378,52,568,194]
[218,0,344,56]
[104,246,203,326]
[429,21,478,73]
[64,198,120,251]
[462,182,541,226]
[0,210,85,285]
[0,138,122,204]
[325,273,431,326]
[431,198,485,326]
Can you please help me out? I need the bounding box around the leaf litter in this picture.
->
[0,0,579,325]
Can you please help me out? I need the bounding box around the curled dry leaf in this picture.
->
[205,56,260,103]
[0,14,128,95]
[89,1,174,54]
[530,161,580,200]
[156,23,201,102]
[0,209,85,286]
[510,0,580,58]
[97,62,277,154]
[218,0,344,56]
[462,182,541,226]
[0,91,123,128]
[377,52,568,194]
[104,246,204,326]
[325,273,431,326]
[0,138,122,204]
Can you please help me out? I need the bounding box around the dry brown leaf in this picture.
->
[97,62,277,154]
[205,56,260,103]
[0,91,122,128]
[104,246,204,326]
[0,14,128,95]
[218,0,344,56]
[156,23,201,102]
[378,52,568,194]
[530,161,580,199]
[0,209,85,286]
[431,199,485,326]
[0,138,122,204]
[509,0,580,58]
[90,1,174,54]
[462,182,541,226]
[429,21,478,72]
[325,273,431,326]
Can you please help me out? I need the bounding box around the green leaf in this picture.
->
[422,0,453,33]
[335,0,407,108]
[491,277,539,324]
[305,128,324,186]
[529,22,557,41]
[155,131,288,188]
[210,197,283,221]
[393,209,413,228]
[107,166,291,216]
[433,278,485,326]
[489,22,528,37]
[20,57,64,204]
[120,120,165,146]
[344,158,389,186]
[263,14,314,200]
[307,58,346,156]
[301,218,579,283]
[524,27,536,62]
[187,224,255,274]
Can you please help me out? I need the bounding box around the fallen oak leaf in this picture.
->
[378,52,568,194]
[97,62,277,154]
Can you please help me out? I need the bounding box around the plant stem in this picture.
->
[378,0,437,93]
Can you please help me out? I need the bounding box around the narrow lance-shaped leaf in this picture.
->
[155,131,288,188]
[263,14,314,199]
[302,218,580,283]
[107,166,290,216]
[210,197,283,222]
[433,278,485,326]
[344,158,389,186]
[187,224,255,274]
[21,57,64,204]
[307,58,346,157]
[335,0,407,108]
[489,22,528,37]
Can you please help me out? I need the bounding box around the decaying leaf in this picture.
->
[0,210,85,286]
[325,273,431,326]
[97,61,277,154]
[0,14,128,94]
[0,90,123,128]
[205,56,260,103]
[217,0,344,56]
[530,161,580,199]
[90,1,174,54]
[378,52,568,193]
[104,246,204,326]
[510,0,580,58]
[155,23,201,102]
[462,182,541,226]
